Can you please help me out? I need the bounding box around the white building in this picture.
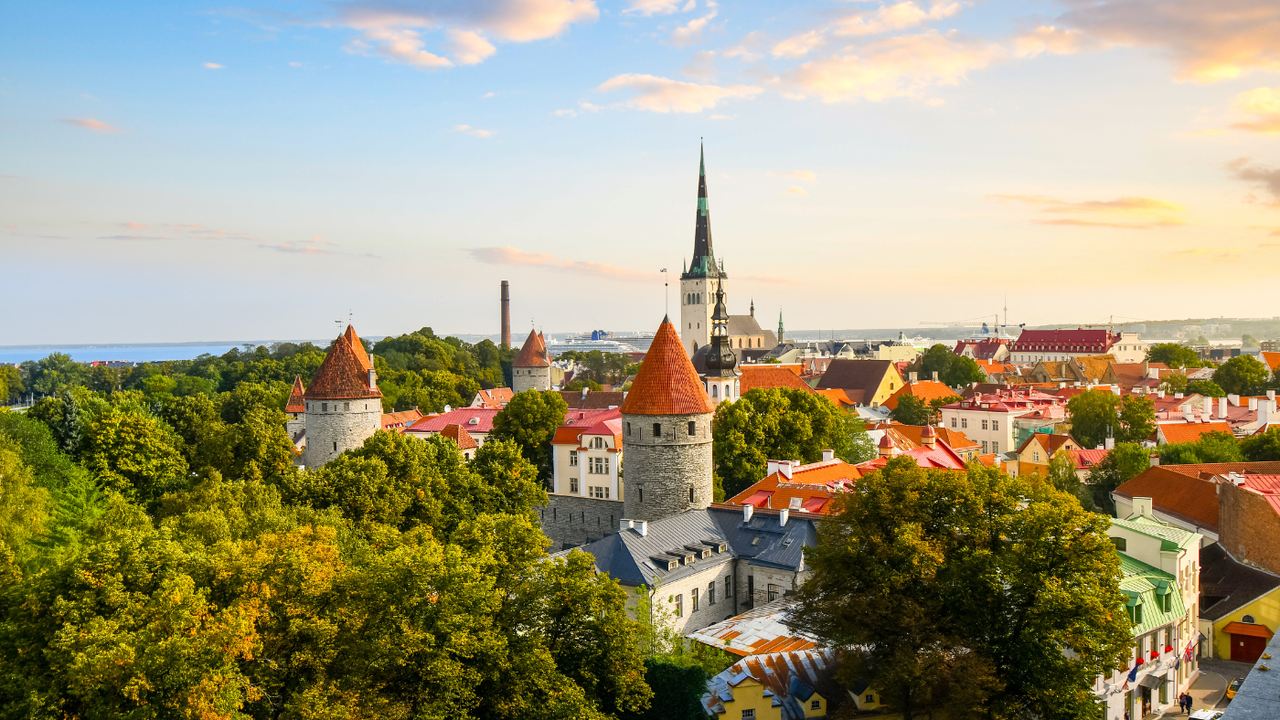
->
[550,408,622,501]
[938,387,1065,456]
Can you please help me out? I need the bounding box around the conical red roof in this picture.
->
[621,318,715,416]
[513,328,550,368]
[343,324,372,371]
[305,330,382,401]
[285,375,306,412]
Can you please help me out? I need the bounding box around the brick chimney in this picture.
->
[500,280,511,347]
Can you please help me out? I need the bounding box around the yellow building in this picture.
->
[702,648,845,719]
[1013,433,1081,478]
[1199,543,1280,663]
[814,359,905,408]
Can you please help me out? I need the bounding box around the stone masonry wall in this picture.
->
[513,366,551,393]
[622,412,713,522]
[539,495,625,549]
[303,398,382,469]
[1220,482,1280,575]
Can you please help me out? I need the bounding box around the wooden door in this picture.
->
[1231,633,1267,663]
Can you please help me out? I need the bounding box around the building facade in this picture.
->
[512,328,552,393]
[301,325,383,469]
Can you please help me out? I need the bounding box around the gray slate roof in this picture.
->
[1199,543,1280,622]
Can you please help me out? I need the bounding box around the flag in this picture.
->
[1127,665,1139,684]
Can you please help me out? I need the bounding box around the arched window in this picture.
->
[711,385,718,398]
[1243,614,1256,624]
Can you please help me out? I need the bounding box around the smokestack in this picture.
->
[500,280,511,347]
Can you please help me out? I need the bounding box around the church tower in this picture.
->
[622,317,716,522]
[703,285,740,404]
[512,328,552,392]
[680,144,725,357]
[303,325,383,469]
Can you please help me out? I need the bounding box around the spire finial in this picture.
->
[699,141,705,178]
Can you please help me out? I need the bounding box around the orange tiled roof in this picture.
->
[439,423,479,450]
[814,388,859,408]
[1114,466,1220,531]
[512,328,550,368]
[882,380,959,410]
[620,319,715,416]
[725,459,862,513]
[877,422,980,452]
[285,375,306,413]
[1159,421,1234,445]
[975,453,1000,467]
[740,366,816,395]
[474,387,515,408]
[1017,432,1078,456]
[305,328,382,401]
[1262,352,1280,373]
[381,409,423,431]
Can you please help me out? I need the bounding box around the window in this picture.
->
[741,711,755,720]
[333,441,337,451]
[709,582,716,605]
[638,488,643,503]
[768,584,780,602]
[1160,592,1171,613]
[570,477,579,494]
[1111,537,1127,551]
[1033,451,1040,463]
[712,385,718,398]
[961,418,968,429]
[811,700,821,710]
[992,441,999,453]
[692,587,699,612]
[865,694,875,703]
[951,417,957,428]
[653,423,662,438]
[688,420,696,436]
[982,419,989,430]
[626,422,631,435]
[569,451,578,467]
[344,402,350,411]
[689,486,694,503]
[322,402,328,412]
[1243,614,1256,624]
[725,576,732,597]
[992,420,999,431]
[674,594,683,617]
[982,441,989,453]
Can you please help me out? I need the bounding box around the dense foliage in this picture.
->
[1212,355,1271,396]
[712,388,875,499]
[889,393,960,426]
[1145,343,1205,369]
[1066,391,1155,449]
[555,351,639,387]
[1085,442,1149,513]
[1159,430,1245,465]
[790,457,1131,720]
[914,345,986,388]
[490,390,571,483]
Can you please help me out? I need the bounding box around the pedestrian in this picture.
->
[1124,710,1130,720]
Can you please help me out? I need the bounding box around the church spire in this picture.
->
[683,142,721,280]
[778,310,785,343]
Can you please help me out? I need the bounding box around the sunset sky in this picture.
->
[3,0,1280,344]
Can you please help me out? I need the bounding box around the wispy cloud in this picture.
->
[623,0,684,16]
[772,30,824,59]
[988,194,1187,229]
[1163,247,1242,260]
[782,186,808,195]
[1228,157,1280,205]
[671,3,716,47]
[1011,25,1084,59]
[203,62,224,69]
[94,223,365,257]
[1228,87,1280,134]
[445,29,497,65]
[681,50,717,80]
[596,74,760,113]
[454,124,493,137]
[834,1,961,38]
[60,118,122,133]
[468,246,651,280]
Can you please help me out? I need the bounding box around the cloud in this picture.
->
[772,30,825,59]
[468,246,652,280]
[988,193,1186,228]
[453,124,493,137]
[1163,247,1242,260]
[596,74,760,113]
[119,221,147,231]
[99,234,170,241]
[1228,87,1280,134]
[483,91,496,98]
[445,29,497,65]
[671,5,716,47]
[834,1,962,38]
[783,186,808,195]
[1228,157,1280,204]
[681,50,717,80]
[771,170,817,181]
[203,62,224,69]
[623,0,683,15]
[724,31,768,62]
[333,0,598,68]
[289,61,304,67]
[1012,25,1084,58]
[60,118,122,133]
[1053,0,1280,83]
[783,31,1004,102]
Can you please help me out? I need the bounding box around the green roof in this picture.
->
[1112,514,1199,552]
[1118,553,1186,636]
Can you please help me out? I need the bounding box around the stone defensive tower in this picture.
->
[621,317,716,522]
[680,144,725,357]
[512,327,552,393]
[285,375,307,446]
[302,325,383,468]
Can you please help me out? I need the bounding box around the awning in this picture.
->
[1223,621,1274,638]
[1138,674,1165,689]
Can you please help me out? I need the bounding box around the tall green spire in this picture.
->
[683,142,720,280]
[778,310,785,342]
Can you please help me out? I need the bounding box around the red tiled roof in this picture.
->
[406,407,500,434]
[553,408,623,445]
[1011,328,1117,353]
[858,440,967,472]
[513,328,550,368]
[954,338,1010,359]
[305,328,382,401]
[381,409,423,431]
[814,388,861,407]
[473,387,515,409]
[1113,466,1220,531]
[1222,621,1274,638]
[882,380,959,410]
[620,319,715,416]
[559,390,627,409]
[740,366,816,395]
[439,423,479,450]
[1071,448,1110,470]
[1158,421,1234,445]
[285,375,306,413]
[1017,432,1078,456]
[1261,352,1280,373]
[724,459,862,513]
[871,423,980,452]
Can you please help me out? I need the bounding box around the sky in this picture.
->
[3,0,1280,345]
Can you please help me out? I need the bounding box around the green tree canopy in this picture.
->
[789,458,1130,720]
[1158,431,1243,465]
[1086,442,1150,513]
[888,394,934,426]
[490,389,570,482]
[1242,427,1280,461]
[1213,355,1271,396]
[1146,343,1204,369]
[1066,392,1154,448]
[914,345,986,387]
[712,388,875,498]
[1187,379,1226,397]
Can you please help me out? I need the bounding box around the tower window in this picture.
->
[689,486,694,503]
[322,402,328,412]
[638,487,643,503]
[688,421,696,436]
[344,402,350,411]
[332,442,337,451]
[653,423,661,437]
[626,422,631,435]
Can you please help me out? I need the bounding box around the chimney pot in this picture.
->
[1149,453,1160,467]
[636,520,648,537]
[1219,396,1229,419]
[1250,397,1259,411]
[909,372,918,383]
[822,448,834,462]
[779,462,794,479]
[779,508,790,527]
[743,504,754,522]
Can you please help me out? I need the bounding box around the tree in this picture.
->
[1117,395,1156,444]
[1187,379,1226,397]
[1243,427,1280,461]
[1045,449,1093,511]
[1159,373,1188,394]
[1159,431,1243,465]
[712,388,875,498]
[789,458,1131,720]
[1243,334,1259,348]
[1146,343,1203,369]
[915,345,986,388]
[1214,355,1271,396]
[79,409,190,504]
[490,390,569,482]
[0,366,23,405]
[889,394,933,426]
[1087,442,1149,513]
[565,378,604,392]
[1066,390,1121,449]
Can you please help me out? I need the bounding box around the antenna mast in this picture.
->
[662,268,669,316]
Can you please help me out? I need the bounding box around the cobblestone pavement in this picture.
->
[1152,669,1226,718]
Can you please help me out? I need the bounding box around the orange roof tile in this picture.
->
[882,380,960,410]
[1158,421,1234,445]
[285,375,306,413]
[814,388,859,408]
[381,409,423,431]
[439,423,479,450]
[740,366,816,395]
[1114,466,1219,531]
[1262,352,1280,373]
[512,328,550,368]
[620,319,715,416]
[1017,432,1079,455]
[343,324,373,372]
[724,459,862,513]
[305,328,382,401]
[877,423,980,452]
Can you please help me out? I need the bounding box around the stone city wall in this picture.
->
[539,494,625,549]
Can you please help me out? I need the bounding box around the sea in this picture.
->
[1,344,248,365]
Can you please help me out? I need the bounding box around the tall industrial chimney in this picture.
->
[500,280,511,347]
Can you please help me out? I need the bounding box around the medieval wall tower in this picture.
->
[621,317,716,522]
[512,327,552,393]
[302,324,383,468]
[680,144,725,357]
